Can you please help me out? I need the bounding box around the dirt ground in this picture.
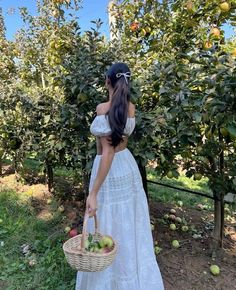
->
[149,202,236,290]
[1,168,236,290]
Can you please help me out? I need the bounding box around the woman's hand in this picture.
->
[85,194,98,217]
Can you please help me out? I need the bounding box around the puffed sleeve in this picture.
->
[90,115,112,137]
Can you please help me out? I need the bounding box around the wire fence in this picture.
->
[147,179,218,201]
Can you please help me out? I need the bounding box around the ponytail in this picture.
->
[105,63,131,147]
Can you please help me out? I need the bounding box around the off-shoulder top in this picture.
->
[90,115,135,137]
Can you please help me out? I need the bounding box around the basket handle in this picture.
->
[80,213,99,252]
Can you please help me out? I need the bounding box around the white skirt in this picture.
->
[75,148,164,290]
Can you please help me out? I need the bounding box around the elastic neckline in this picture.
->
[96,114,135,119]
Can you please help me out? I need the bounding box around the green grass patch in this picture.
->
[147,168,214,210]
[0,190,77,290]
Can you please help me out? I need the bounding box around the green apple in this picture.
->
[175,217,182,223]
[194,173,202,180]
[210,265,220,276]
[154,246,162,255]
[170,223,176,231]
[64,226,71,233]
[167,171,173,178]
[151,224,155,231]
[94,245,100,253]
[181,225,189,232]
[164,214,169,220]
[177,200,183,207]
[0,218,3,223]
[99,236,113,248]
[172,240,180,248]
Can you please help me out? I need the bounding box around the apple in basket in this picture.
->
[84,234,114,254]
[99,236,113,248]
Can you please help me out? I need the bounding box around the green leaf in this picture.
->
[192,112,201,123]
[226,124,236,138]
[44,115,50,124]
[88,233,93,243]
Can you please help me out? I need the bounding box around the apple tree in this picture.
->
[110,0,236,252]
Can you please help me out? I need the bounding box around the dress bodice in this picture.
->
[90,115,135,137]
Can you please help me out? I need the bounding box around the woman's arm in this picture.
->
[86,136,115,216]
[90,136,115,197]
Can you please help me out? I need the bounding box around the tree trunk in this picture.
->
[211,193,224,257]
[137,160,149,203]
[46,160,54,192]
[0,153,2,176]
[13,152,21,181]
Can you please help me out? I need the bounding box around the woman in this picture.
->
[75,63,164,290]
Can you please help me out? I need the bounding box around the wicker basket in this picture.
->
[63,213,117,272]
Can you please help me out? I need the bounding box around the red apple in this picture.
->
[102,247,112,253]
[69,228,78,238]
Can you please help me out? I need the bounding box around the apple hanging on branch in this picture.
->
[130,21,139,32]
[210,27,221,39]
[203,41,213,50]
[219,2,231,12]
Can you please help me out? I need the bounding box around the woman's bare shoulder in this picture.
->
[96,102,110,115]
[128,102,135,117]
[96,101,135,117]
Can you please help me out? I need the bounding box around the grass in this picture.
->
[147,168,214,210]
[0,190,77,290]
[23,157,76,179]
[0,160,235,289]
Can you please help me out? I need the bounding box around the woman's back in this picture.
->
[93,101,135,155]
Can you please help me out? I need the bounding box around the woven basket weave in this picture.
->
[63,213,117,272]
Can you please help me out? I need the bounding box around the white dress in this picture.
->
[75,115,165,290]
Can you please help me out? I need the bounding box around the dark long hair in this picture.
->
[106,63,131,147]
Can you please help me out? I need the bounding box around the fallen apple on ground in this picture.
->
[181,225,189,232]
[58,205,65,212]
[169,208,176,215]
[64,226,71,233]
[172,240,180,248]
[169,214,176,221]
[175,217,182,223]
[163,214,169,220]
[170,223,176,231]
[154,246,162,255]
[69,228,78,238]
[210,265,220,276]
[177,200,183,207]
